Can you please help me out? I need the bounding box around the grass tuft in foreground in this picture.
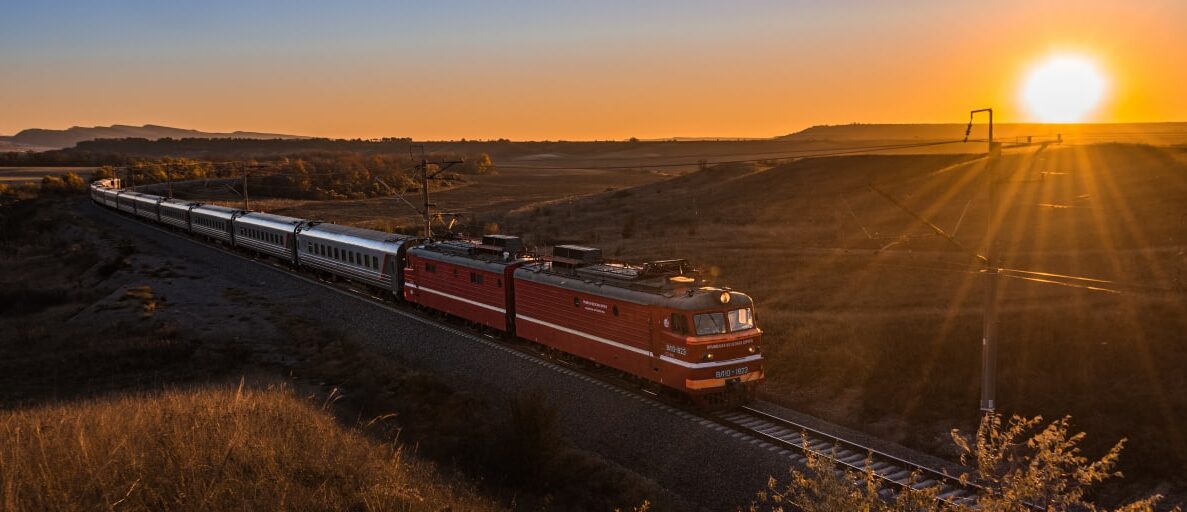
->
[0,380,498,511]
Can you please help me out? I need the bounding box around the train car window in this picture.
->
[470,272,483,284]
[670,313,689,334]
[573,297,580,307]
[612,305,619,316]
[334,247,340,260]
[693,312,727,336]
[728,307,754,331]
[426,262,436,273]
[496,278,502,288]
[453,268,458,278]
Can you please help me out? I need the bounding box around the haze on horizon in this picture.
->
[3,0,1186,141]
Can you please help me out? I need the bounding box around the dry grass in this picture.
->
[0,381,499,511]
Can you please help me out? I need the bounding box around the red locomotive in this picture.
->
[514,245,762,406]
[404,236,762,406]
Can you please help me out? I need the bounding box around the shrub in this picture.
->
[39,172,87,195]
[756,413,1177,512]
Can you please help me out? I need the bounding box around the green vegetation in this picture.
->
[755,413,1176,512]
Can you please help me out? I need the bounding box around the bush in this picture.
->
[39,172,87,195]
[755,413,1176,512]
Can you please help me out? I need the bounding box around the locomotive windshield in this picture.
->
[694,312,727,336]
[729,307,755,331]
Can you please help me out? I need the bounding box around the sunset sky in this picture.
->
[2,0,1186,140]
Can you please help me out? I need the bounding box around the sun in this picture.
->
[1021,54,1107,123]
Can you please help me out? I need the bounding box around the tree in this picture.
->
[755,413,1176,512]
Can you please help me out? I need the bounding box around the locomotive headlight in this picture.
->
[748,345,758,354]
[718,291,731,304]
[703,352,714,361]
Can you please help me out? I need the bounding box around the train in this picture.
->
[89,179,764,406]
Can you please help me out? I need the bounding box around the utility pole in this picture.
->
[420,157,431,238]
[166,164,173,199]
[242,166,249,210]
[969,108,1001,415]
[409,145,461,240]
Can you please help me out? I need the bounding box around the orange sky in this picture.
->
[2,1,1185,140]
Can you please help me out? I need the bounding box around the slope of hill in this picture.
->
[782,122,1187,145]
[495,144,1187,504]
[0,124,306,149]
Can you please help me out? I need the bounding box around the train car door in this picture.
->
[648,312,663,374]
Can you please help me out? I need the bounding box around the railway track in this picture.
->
[95,201,988,508]
[715,405,981,506]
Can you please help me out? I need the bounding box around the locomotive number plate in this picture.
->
[715,367,749,379]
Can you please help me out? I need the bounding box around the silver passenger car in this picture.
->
[115,190,138,214]
[97,186,120,208]
[189,204,241,242]
[296,223,417,293]
[158,198,196,230]
[233,212,308,263]
[131,192,163,221]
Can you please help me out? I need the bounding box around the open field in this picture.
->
[219,142,1187,504]
[174,165,675,234]
[0,166,97,184]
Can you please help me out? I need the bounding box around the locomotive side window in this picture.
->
[470,272,483,285]
[728,307,755,331]
[670,313,689,334]
[693,312,727,336]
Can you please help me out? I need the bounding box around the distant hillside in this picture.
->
[782,122,1187,144]
[0,124,306,150]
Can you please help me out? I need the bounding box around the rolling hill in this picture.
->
[0,124,306,150]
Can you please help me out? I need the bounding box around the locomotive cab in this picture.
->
[657,287,763,405]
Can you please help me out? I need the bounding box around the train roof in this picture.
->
[236,211,308,231]
[408,235,533,271]
[191,203,243,218]
[297,222,418,253]
[513,244,753,310]
[159,197,197,209]
[514,262,752,310]
[130,192,163,204]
